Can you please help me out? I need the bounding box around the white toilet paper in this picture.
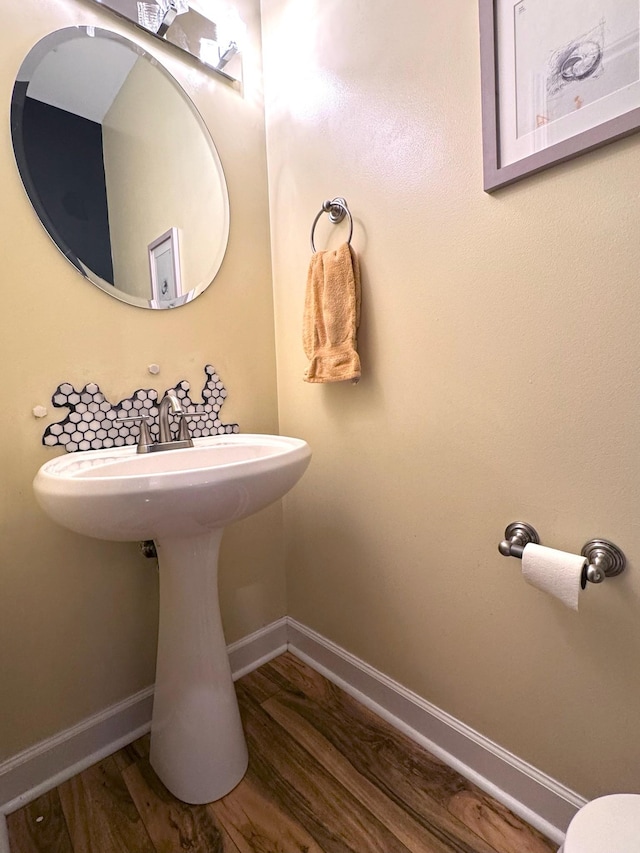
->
[521,543,587,611]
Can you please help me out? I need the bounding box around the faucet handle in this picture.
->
[176,411,206,420]
[175,410,205,443]
[177,415,192,443]
[115,415,153,453]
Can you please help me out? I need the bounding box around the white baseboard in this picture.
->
[0,617,288,822]
[228,616,288,679]
[0,615,584,850]
[0,687,153,853]
[0,687,154,816]
[286,617,584,846]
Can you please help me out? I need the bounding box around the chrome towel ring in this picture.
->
[310,197,353,253]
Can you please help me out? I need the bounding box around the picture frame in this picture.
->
[479,0,640,191]
[148,227,182,307]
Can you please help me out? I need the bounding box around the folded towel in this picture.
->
[303,242,361,383]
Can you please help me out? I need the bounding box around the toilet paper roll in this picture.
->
[521,543,587,611]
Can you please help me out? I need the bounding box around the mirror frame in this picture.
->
[10,26,230,309]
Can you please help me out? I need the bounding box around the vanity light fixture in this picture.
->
[214,3,245,67]
[213,39,238,70]
[198,2,245,71]
[137,0,189,36]
[87,0,244,83]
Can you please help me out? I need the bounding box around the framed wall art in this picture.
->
[479,0,640,191]
[148,227,182,307]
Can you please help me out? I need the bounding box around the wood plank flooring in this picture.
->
[6,653,557,853]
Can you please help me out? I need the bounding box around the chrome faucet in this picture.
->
[158,393,182,443]
[117,392,196,453]
[155,392,194,450]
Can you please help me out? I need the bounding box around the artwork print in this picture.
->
[514,0,640,138]
[149,227,182,307]
[154,239,178,300]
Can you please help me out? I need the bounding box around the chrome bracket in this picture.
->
[498,522,540,558]
[324,197,348,224]
[156,1,179,37]
[581,539,626,584]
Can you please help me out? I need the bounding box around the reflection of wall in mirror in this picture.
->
[102,57,225,300]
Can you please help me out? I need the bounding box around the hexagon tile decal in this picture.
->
[43,365,239,452]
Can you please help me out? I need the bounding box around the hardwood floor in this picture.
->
[6,653,557,853]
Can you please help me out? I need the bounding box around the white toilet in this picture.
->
[559,794,640,852]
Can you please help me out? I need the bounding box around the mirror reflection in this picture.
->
[11,27,230,309]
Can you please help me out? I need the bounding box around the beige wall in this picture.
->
[104,56,226,300]
[5,0,640,807]
[262,0,640,798]
[0,0,281,761]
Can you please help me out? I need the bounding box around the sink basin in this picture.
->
[33,434,311,804]
[34,433,311,540]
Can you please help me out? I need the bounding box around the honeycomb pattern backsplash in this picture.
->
[43,365,239,452]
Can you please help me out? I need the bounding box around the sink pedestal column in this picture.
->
[150,530,248,804]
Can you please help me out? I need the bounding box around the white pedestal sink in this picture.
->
[33,434,311,803]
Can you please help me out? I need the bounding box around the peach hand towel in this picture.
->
[303,242,361,383]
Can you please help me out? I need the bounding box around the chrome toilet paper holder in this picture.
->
[498,522,626,585]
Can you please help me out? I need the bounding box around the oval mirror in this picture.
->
[11,27,229,309]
